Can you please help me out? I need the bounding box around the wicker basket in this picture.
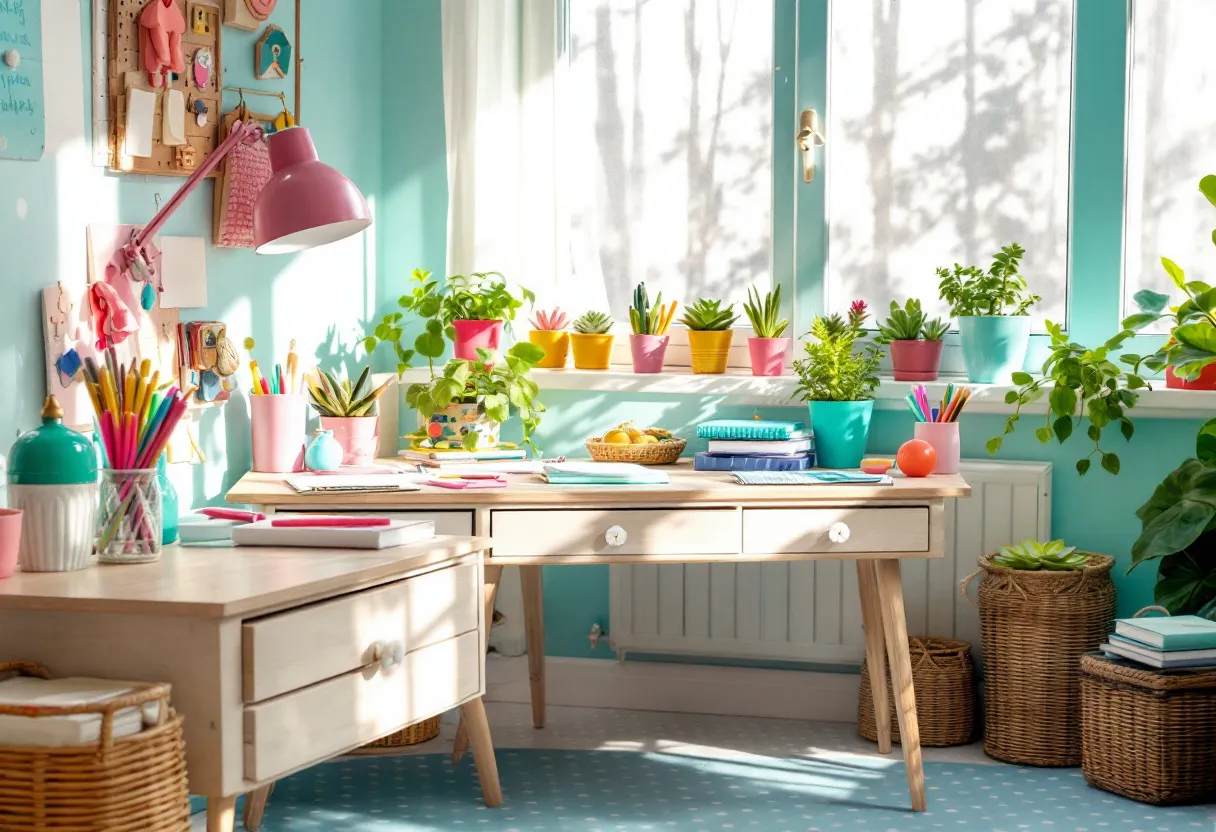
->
[964,553,1115,767]
[1081,653,1216,804]
[362,715,441,749]
[858,637,975,747]
[0,661,190,832]
[585,437,686,465]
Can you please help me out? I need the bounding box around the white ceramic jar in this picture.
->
[9,483,98,572]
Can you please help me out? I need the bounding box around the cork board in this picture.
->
[108,0,224,176]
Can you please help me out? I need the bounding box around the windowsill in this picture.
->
[396,367,1216,419]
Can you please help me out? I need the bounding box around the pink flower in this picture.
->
[848,299,869,329]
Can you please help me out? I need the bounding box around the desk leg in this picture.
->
[856,559,892,754]
[875,559,926,812]
[454,564,504,764]
[520,565,546,729]
[459,696,503,807]
[242,785,272,831]
[206,795,237,832]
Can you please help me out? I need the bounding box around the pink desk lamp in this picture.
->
[119,123,371,276]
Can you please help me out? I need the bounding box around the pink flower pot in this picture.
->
[630,334,669,373]
[890,339,943,381]
[0,509,22,579]
[452,319,504,361]
[320,416,379,466]
[747,337,791,377]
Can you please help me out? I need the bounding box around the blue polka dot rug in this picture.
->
[246,749,1215,831]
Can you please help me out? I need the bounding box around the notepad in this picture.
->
[284,474,423,495]
[541,462,669,485]
[732,471,893,486]
[233,517,436,549]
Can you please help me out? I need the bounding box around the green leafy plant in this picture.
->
[405,343,547,452]
[921,317,950,341]
[937,243,1041,317]
[573,310,613,334]
[791,300,883,402]
[304,367,393,418]
[441,272,534,323]
[742,286,790,339]
[680,298,739,331]
[1121,259,1216,382]
[993,538,1089,571]
[875,299,927,343]
[988,320,1149,476]
[364,269,452,375]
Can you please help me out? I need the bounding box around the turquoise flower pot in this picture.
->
[958,316,1032,383]
[809,400,874,469]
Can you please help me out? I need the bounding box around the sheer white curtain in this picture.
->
[441,0,569,307]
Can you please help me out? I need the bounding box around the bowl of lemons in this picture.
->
[585,422,686,465]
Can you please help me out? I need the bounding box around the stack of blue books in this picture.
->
[1100,615,1216,669]
[693,420,815,472]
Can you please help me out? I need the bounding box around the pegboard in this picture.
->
[108,0,224,176]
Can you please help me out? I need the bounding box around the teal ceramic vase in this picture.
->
[304,430,343,471]
[157,454,179,545]
[809,400,874,469]
[958,316,1032,383]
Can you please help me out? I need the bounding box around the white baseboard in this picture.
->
[485,655,861,723]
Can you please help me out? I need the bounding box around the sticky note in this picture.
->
[159,236,208,309]
[124,88,156,158]
[162,89,186,147]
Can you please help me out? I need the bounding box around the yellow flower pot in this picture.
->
[571,333,615,370]
[688,329,734,374]
[529,330,570,369]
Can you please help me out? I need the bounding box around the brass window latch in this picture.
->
[797,108,825,183]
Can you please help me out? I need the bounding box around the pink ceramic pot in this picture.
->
[747,337,791,377]
[452,319,504,361]
[320,416,379,465]
[890,340,943,381]
[630,334,669,374]
[0,508,21,579]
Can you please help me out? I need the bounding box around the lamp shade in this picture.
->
[253,127,372,254]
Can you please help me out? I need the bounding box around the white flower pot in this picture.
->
[9,482,98,572]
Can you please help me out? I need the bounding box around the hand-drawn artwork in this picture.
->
[254,25,290,80]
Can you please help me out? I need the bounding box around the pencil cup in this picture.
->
[251,394,306,473]
[96,469,162,564]
[914,422,960,475]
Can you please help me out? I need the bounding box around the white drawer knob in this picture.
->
[370,640,405,674]
[828,522,851,544]
[605,525,628,547]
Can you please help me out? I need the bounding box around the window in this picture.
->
[1123,0,1216,330]
[563,0,777,323]
[824,0,1075,329]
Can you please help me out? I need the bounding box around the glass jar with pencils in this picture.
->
[96,468,162,563]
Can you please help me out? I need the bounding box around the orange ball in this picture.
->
[897,439,937,478]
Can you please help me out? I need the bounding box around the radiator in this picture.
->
[607,460,1051,664]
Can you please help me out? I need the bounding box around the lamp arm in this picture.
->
[130,120,265,251]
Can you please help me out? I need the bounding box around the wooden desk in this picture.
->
[0,537,501,832]
[228,465,970,812]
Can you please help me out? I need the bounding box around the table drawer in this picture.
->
[490,508,741,558]
[242,561,479,703]
[243,630,481,783]
[742,507,929,554]
[272,510,474,535]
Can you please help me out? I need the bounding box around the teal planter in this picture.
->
[958,316,1032,383]
[809,400,874,469]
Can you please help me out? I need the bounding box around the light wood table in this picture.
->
[228,464,970,812]
[0,536,501,832]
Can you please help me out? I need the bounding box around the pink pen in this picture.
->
[199,507,266,522]
[270,516,394,528]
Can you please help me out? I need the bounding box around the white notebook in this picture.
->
[0,677,160,747]
[232,517,436,550]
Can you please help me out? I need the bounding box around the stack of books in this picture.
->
[1100,615,1216,669]
[693,419,814,472]
[540,462,669,485]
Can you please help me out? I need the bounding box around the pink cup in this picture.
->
[748,337,791,377]
[914,422,960,475]
[251,394,307,473]
[630,334,669,374]
[320,416,380,465]
[0,509,21,579]
[452,319,504,360]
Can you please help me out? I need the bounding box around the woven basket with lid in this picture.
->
[858,637,975,747]
[966,553,1115,767]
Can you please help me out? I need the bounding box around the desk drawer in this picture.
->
[243,630,481,782]
[490,508,740,558]
[742,508,929,555]
[242,561,479,703]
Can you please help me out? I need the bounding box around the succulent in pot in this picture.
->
[305,367,393,465]
[571,310,615,370]
[628,283,676,373]
[528,307,571,369]
[876,299,948,382]
[681,298,739,374]
[742,286,791,377]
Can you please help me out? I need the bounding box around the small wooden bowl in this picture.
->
[585,437,686,465]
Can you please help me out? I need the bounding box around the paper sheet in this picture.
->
[162,89,186,146]
[158,236,208,308]
[123,87,156,158]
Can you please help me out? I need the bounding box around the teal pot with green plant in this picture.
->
[809,400,874,469]
[957,316,1032,384]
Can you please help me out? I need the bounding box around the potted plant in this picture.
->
[304,367,393,465]
[1122,272,1216,390]
[875,299,948,381]
[937,243,1041,383]
[405,343,546,452]
[364,268,450,376]
[528,307,571,369]
[742,285,791,377]
[570,311,615,370]
[442,272,534,360]
[791,300,883,468]
[681,298,738,374]
[628,283,676,374]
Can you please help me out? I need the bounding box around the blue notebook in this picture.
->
[1114,616,1216,651]
[697,420,807,441]
[694,452,814,472]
